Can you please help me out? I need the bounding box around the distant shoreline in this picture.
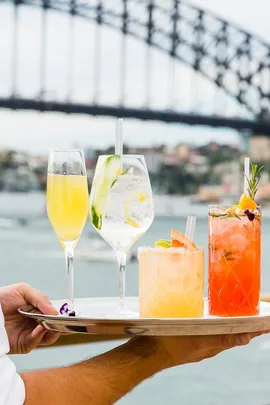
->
[1,191,270,220]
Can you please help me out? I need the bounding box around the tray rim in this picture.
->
[18,296,270,325]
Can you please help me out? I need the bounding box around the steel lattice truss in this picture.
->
[0,0,270,130]
[14,0,270,117]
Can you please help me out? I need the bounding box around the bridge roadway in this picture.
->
[1,97,270,135]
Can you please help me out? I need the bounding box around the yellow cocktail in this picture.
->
[139,230,204,318]
[46,149,89,314]
[47,174,89,242]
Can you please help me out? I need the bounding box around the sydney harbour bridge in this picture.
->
[0,0,270,136]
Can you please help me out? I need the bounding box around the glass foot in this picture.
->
[109,299,139,319]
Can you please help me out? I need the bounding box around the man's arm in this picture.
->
[22,337,165,405]
[21,332,259,405]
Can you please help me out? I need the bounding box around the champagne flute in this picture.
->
[89,154,154,315]
[46,149,89,313]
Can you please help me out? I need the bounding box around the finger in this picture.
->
[39,331,61,346]
[25,326,48,353]
[199,331,264,352]
[217,333,251,348]
[205,332,266,362]
[18,283,58,315]
[33,326,70,339]
[192,333,248,353]
[235,331,268,345]
[32,325,60,346]
[31,324,47,339]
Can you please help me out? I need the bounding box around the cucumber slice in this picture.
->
[91,155,121,230]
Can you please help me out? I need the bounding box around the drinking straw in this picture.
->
[115,118,123,169]
[244,157,250,195]
[185,215,196,242]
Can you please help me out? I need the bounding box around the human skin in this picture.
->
[21,332,264,404]
[0,283,265,405]
[0,283,60,354]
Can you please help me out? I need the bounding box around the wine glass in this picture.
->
[46,149,89,313]
[89,154,154,316]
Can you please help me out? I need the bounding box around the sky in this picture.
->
[0,0,269,154]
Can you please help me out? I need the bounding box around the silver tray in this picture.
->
[18,297,270,336]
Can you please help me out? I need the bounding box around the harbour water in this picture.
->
[2,193,270,404]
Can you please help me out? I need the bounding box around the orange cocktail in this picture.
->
[208,205,261,316]
[139,229,204,318]
[139,247,204,318]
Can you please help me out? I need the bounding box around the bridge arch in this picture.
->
[13,0,270,117]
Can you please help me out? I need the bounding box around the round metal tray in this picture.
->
[18,297,270,336]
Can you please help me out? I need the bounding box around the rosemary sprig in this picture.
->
[245,163,264,200]
[210,213,228,218]
[210,212,241,220]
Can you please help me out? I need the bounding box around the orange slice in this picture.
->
[238,193,256,211]
[171,229,197,250]
[124,191,147,228]
[116,167,122,176]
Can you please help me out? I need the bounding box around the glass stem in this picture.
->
[65,243,74,312]
[116,250,127,308]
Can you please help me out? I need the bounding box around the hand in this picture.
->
[0,283,61,354]
[151,332,266,369]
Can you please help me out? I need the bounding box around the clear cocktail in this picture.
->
[139,236,204,318]
[90,154,154,315]
[208,205,261,316]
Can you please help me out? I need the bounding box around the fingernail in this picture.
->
[236,334,250,346]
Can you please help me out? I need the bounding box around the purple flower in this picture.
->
[59,303,77,317]
[59,303,69,315]
[244,209,255,222]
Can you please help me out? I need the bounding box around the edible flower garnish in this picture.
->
[59,302,68,315]
[241,162,263,220]
[59,303,76,317]
[209,161,263,221]
[244,209,255,222]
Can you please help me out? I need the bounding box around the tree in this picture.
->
[1,150,16,170]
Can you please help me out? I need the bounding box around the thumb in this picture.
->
[18,283,58,315]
